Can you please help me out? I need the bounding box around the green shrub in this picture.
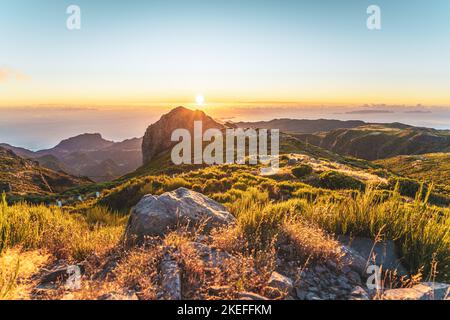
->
[319,171,365,191]
[291,164,313,179]
[389,177,421,198]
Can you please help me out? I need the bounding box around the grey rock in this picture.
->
[127,188,235,239]
[39,263,85,284]
[306,292,322,300]
[346,271,362,284]
[314,265,327,274]
[295,287,308,300]
[238,292,269,300]
[160,254,182,300]
[382,282,450,300]
[338,236,408,276]
[350,286,370,300]
[267,272,294,293]
[191,242,234,268]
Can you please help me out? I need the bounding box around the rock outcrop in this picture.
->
[338,236,408,276]
[382,282,450,300]
[126,188,235,240]
[141,106,225,165]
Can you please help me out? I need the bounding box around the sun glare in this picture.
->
[196,94,205,106]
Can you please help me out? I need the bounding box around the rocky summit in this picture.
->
[141,106,225,165]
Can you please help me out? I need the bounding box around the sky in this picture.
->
[1,0,450,107]
[0,0,450,148]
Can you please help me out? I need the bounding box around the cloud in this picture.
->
[0,67,29,83]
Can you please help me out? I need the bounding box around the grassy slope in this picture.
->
[0,147,91,196]
[295,124,450,161]
[375,153,450,186]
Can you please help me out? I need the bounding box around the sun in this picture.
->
[196,94,205,106]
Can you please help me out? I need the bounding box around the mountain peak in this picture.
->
[53,133,114,152]
[142,106,225,165]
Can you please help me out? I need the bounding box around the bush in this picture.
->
[319,171,365,191]
[388,177,421,198]
[291,164,313,179]
[0,201,124,260]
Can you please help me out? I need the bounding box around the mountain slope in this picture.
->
[0,147,92,195]
[294,124,450,160]
[1,135,143,182]
[375,153,450,186]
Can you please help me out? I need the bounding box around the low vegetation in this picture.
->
[1,149,449,299]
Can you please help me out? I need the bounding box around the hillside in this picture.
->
[375,153,450,187]
[1,135,143,182]
[294,124,450,160]
[0,147,92,195]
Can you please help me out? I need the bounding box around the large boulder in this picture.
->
[141,106,225,165]
[126,188,235,240]
[338,236,408,276]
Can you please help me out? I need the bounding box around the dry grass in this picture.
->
[0,248,50,299]
[282,219,342,264]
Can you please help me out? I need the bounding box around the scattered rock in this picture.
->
[267,272,294,293]
[238,292,269,300]
[39,263,85,285]
[191,242,234,268]
[340,245,368,276]
[295,287,308,300]
[382,282,450,300]
[159,254,182,300]
[98,290,139,300]
[350,286,370,300]
[93,259,118,281]
[346,271,362,284]
[127,188,235,240]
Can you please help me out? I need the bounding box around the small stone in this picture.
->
[347,271,362,284]
[314,265,327,274]
[306,292,322,300]
[350,286,369,300]
[267,272,294,293]
[326,260,338,271]
[208,285,231,296]
[295,287,308,300]
[238,292,269,300]
[341,265,352,274]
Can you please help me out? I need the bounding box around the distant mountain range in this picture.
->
[1,134,142,182]
[0,146,92,195]
[2,110,449,186]
[235,119,366,133]
[235,119,450,161]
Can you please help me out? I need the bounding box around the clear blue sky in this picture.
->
[1,0,450,106]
